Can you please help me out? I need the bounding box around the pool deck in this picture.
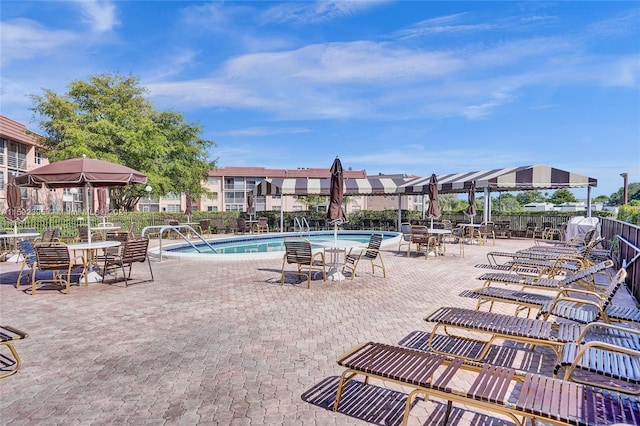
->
[0,235,635,425]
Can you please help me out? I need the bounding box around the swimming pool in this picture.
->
[150,230,401,261]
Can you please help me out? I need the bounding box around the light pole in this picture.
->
[145,185,152,212]
[620,173,628,205]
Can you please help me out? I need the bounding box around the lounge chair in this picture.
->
[554,326,640,395]
[281,238,325,288]
[465,268,634,324]
[475,259,615,293]
[0,325,29,379]
[333,341,640,426]
[341,233,386,280]
[424,306,584,360]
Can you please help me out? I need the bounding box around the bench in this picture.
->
[334,341,640,425]
[0,325,28,379]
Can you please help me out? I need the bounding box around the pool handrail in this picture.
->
[141,224,217,261]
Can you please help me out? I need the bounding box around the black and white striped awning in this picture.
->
[399,165,597,194]
[255,176,409,196]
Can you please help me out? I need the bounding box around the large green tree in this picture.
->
[515,190,546,205]
[610,182,640,206]
[492,193,522,211]
[547,189,578,205]
[29,73,216,211]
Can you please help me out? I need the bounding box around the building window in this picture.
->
[207,177,218,185]
[166,204,181,213]
[207,206,218,212]
[35,150,43,165]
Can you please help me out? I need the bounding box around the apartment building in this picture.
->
[2,114,421,215]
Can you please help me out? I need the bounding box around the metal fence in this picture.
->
[601,217,640,301]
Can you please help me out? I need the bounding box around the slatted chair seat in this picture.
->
[333,341,640,426]
[101,238,154,286]
[15,240,37,290]
[281,238,325,289]
[476,260,615,292]
[475,263,542,275]
[341,233,386,280]
[537,268,631,325]
[424,307,583,361]
[31,243,84,295]
[0,325,29,379]
[555,338,640,394]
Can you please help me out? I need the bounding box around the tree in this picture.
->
[609,182,640,206]
[515,190,546,205]
[492,193,522,212]
[593,195,610,204]
[29,72,216,211]
[547,189,578,205]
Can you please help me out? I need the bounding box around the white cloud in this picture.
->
[0,19,77,65]
[75,0,118,32]
[261,1,388,25]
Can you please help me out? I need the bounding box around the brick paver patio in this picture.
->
[0,236,632,425]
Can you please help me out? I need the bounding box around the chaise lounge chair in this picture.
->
[463,268,638,326]
[333,340,640,426]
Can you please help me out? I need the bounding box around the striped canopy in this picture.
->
[255,176,409,196]
[399,165,597,194]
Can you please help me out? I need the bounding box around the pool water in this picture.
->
[161,231,399,257]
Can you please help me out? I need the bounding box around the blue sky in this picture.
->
[2,1,639,198]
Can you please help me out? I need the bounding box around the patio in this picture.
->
[0,237,635,425]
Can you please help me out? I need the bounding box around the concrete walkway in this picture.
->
[0,237,632,425]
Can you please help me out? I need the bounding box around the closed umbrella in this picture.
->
[5,175,26,233]
[15,156,147,244]
[426,173,440,229]
[96,188,109,226]
[464,181,477,223]
[327,156,347,244]
[246,192,254,221]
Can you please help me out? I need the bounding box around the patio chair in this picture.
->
[197,219,211,237]
[102,238,154,287]
[397,222,412,255]
[30,243,84,295]
[33,228,60,245]
[255,217,269,233]
[235,218,249,234]
[281,238,325,289]
[333,340,640,426]
[15,239,37,290]
[0,325,29,379]
[341,233,386,280]
[477,221,495,245]
[525,222,543,239]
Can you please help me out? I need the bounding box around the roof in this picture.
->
[0,115,42,146]
[255,176,411,196]
[208,166,367,179]
[399,165,597,194]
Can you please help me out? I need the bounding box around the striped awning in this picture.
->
[399,165,597,194]
[255,176,410,196]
